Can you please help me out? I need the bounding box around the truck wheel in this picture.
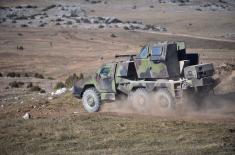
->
[82,88,101,112]
[155,89,175,110]
[129,88,149,113]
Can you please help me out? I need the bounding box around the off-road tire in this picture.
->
[129,88,149,113]
[155,89,175,110]
[82,88,101,112]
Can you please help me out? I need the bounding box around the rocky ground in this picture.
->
[0,0,235,154]
[0,3,166,32]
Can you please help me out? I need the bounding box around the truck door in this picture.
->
[134,46,151,78]
[149,46,169,78]
[96,63,116,93]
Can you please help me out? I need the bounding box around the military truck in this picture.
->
[73,41,218,112]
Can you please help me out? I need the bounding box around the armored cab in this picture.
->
[134,42,183,80]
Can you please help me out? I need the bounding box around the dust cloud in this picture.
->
[101,72,235,120]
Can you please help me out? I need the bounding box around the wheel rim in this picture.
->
[158,95,170,108]
[87,95,95,107]
[136,95,146,106]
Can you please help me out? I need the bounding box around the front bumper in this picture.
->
[72,85,83,98]
[175,77,219,98]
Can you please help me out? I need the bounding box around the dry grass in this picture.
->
[0,93,234,155]
[0,111,234,155]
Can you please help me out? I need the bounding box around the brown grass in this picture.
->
[0,104,234,154]
[0,92,234,155]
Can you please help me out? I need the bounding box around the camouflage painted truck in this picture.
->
[73,41,218,112]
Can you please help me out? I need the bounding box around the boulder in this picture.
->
[51,87,67,96]
[22,112,30,120]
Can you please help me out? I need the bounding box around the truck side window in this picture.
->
[100,67,110,77]
[137,47,148,59]
[152,47,161,56]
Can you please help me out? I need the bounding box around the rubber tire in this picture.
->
[155,89,175,110]
[82,88,101,112]
[129,88,149,113]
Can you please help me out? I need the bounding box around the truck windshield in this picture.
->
[152,47,161,56]
[100,66,111,77]
[137,46,148,59]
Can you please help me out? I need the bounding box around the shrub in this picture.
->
[9,81,24,88]
[26,5,37,9]
[110,33,117,38]
[98,25,104,29]
[0,6,9,10]
[34,73,44,79]
[16,16,28,20]
[27,82,33,88]
[56,18,63,22]
[54,82,65,90]
[30,86,41,92]
[29,13,42,19]
[7,72,15,77]
[70,10,78,17]
[17,33,23,36]
[17,46,24,50]
[39,23,46,27]
[123,26,129,30]
[21,24,28,27]
[7,72,20,77]
[24,73,29,77]
[7,13,17,18]
[16,73,21,77]
[66,21,73,25]
[15,5,22,9]
[195,8,202,11]
[79,73,84,80]
[40,89,46,93]
[48,77,54,80]
[65,73,84,88]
